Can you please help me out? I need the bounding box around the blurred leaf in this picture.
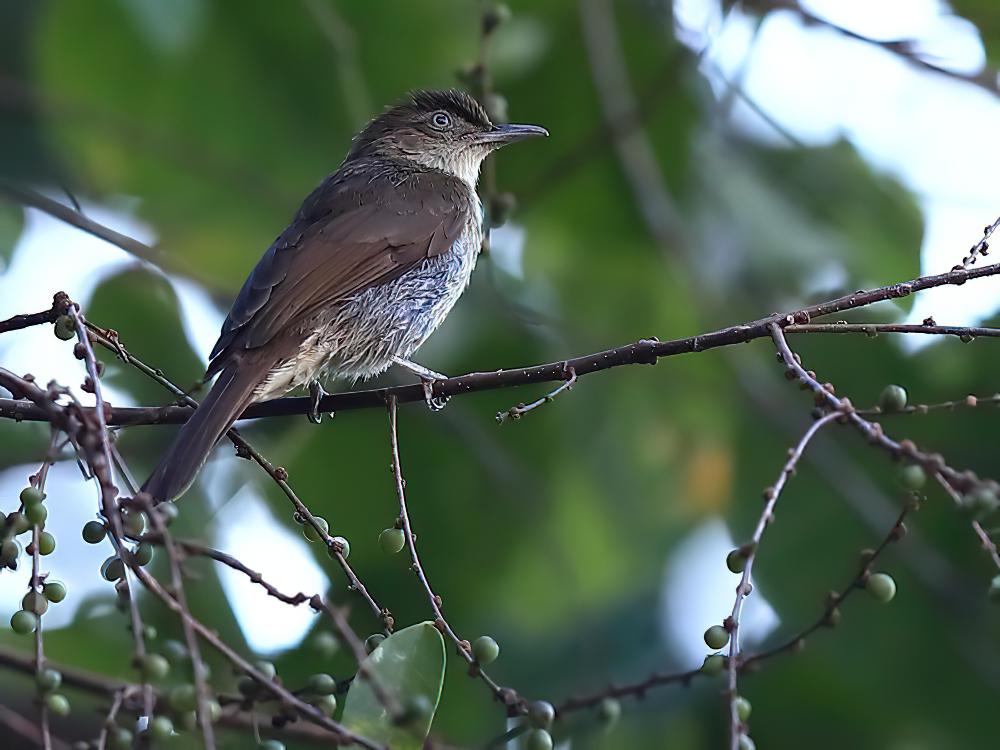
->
[341,621,445,749]
[0,203,24,270]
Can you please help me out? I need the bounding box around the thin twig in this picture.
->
[387,396,526,715]
[724,412,839,749]
[496,366,576,423]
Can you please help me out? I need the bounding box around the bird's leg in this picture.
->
[392,356,450,411]
[307,379,330,424]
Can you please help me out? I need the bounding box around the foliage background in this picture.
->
[1,1,999,748]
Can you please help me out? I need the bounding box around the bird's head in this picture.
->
[347,89,547,187]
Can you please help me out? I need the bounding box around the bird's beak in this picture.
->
[474,123,549,146]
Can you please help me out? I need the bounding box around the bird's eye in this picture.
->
[431,111,452,129]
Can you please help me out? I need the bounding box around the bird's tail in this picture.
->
[142,363,262,502]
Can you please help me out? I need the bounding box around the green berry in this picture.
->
[738,735,756,750]
[82,520,107,544]
[258,741,285,750]
[364,633,385,654]
[866,572,897,603]
[330,535,350,558]
[36,668,62,692]
[205,700,222,723]
[237,676,259,697]
[307,673,336,695]
[735,695,752,721]
[7,512,30,535]
[37,531,56,556]
[402,694,433,726]
[147,715,173,741]
[43,581,67,603]
[101,556,126,581]
[10,610,36,634]
[109,727,133,749]
[141,653,170,680]
[962,486,999,517]
[22,590,48,615]
[898,464,927,491]
[313,631,339,657]
[379,527,406,554]
[134,542,154,566]
[704,625,729,650]
[528,700,555,729]
[0,539,19,565]
[157,502,179,525]
[163,639,189,662]
[302,517,329,542]
[314,693,337,716]
[122,509,146,536]
[46,693,70,716]
[879,384,908,412]
[169,684,198,712]
[597,697,621,727]
[726,549,746,574]
[20,486,44,506]
[25,502,47,526]
[472,635,499,666]
[524,728,553,750]
[254,660,276,680]
[989,574,1000,603]
[53,315,76,340]
[701,654,726,675]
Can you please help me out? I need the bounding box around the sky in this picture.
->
[2,0,998,657]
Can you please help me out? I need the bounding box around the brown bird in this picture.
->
[142,90,546,501]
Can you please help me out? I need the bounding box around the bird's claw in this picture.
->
[420,378,450,412]
[308,380,331,424]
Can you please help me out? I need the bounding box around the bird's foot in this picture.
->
[308,380,332,424]
[392,357,450,411]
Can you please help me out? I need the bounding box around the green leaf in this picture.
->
[0,202,24,271]
[341,621,445,750]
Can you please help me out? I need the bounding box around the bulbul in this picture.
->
[142,90,546,501]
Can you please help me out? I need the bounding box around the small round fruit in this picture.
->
[704,625,729,650]
[237,676,258,697]
[46,693,71,716]
[314,694,337,716]
[38,531,56,556]
[598,697,621,727]
[701,654,725,675]
[331,536,350,558]
[26,502,48,526]
[726,549,746,574]
[402,694,433,725]
[302,517,329,542]
[255,660,276,680]
[989,574,1000,603]
[101,556,126,581]
[20,486,44,506]
[524,728,553,750]
[7,512,30,535]
[10,610,36,634]
[962,486,999,517]
[307,673,336,695]
[36,668,62,692]
[738,735,756,750]
[157,502,179,525]
[258,741,285,750]
[898,464,927,491]
[134,542,154,566]
[205,700,222,723]
[141,653,170,680]
[313,631,339,657]
[528,700,555,730]
[43,581,67,603]
[147,715,173,741]
[109,728,133,749]
[82,520,107,544]
[53,315,76,340]
[364,633,385,654]
[122,510,146,536]
[169,684,198,712]
[472,635,499,666]
[163,639,189,662]
[379,528,406,554]
[734,695,752,721]
[879,384,908,413]
[866,572,897,603]
[22,590,48,615]
[0,539,19,565]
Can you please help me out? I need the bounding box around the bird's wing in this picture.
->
[207,164,474,376]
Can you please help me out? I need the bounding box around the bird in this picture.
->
[141,89,547,501]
